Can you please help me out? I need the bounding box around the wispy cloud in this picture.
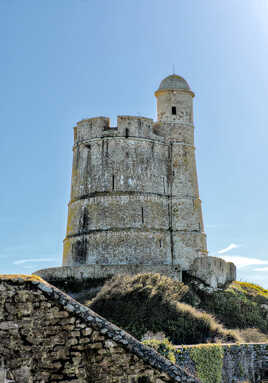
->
[220,255,268,268]
[253,267,268,272]
[218,243,240,254]
[13,258,55,265]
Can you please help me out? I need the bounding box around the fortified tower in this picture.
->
[62,74,208,276]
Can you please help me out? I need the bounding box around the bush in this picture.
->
[195,281,268,334]
[89,273,240,344]
[142,338,176,363]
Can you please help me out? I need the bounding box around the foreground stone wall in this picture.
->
[174,344,268,383]
[0,275,198,383]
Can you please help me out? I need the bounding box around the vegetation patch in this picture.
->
[190,344,224,383]
[142,338,176,364]
[194,280,268,334]
[88,273,240,344]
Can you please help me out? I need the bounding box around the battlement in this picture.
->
[75,116,115,142]
[74,115,165,142]
[117,115,159,139]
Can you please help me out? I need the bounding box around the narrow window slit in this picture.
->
[159,239,162,248]
[125,128,129,138]
[141,207,144,224]
[172,106,177,115]
[112,175,115,190]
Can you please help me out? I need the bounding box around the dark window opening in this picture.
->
[138,377,150,383]
[125,128,129,138]
[159,239,162,248]
[112,175,115,190]
[80,208,89,231]
[172,106,177,115]
[141,207,144,224]
[72,239,88,265]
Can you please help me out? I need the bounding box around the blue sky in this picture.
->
[1,0,268,288]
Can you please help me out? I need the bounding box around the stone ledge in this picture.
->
[33,264,182,283]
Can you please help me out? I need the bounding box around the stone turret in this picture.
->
[154,74,207,269]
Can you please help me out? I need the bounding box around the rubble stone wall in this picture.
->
[0,275,198,383]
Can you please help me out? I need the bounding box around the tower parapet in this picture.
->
[117,116,163,141]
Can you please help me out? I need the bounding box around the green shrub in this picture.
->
[190,344,224,383]
[195,281,268,334]
[142,338,176,364]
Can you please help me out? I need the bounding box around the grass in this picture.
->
[235,328,268,343]
[193,278,268,334]
[88,273,240,344]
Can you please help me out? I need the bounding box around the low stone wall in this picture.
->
[33,265,182,300]
[0,275,197,383]
[174,344,268,383]
[34,264,182,282]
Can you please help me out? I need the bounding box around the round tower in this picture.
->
[154,74,208,269]
[62,115,172,270]
[62,74,207,276]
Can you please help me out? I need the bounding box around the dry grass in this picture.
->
[89,273,240,344]
[236,328,268,343]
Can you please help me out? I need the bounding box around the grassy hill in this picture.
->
[82,273,268,345]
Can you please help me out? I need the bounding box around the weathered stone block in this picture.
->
[188,256,236,288]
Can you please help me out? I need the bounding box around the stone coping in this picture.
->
[175,343,268,348]
[0,274,198,383]
[33,264,182,282]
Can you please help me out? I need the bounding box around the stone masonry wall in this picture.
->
[174,344,268,383]
[0,275,198,383]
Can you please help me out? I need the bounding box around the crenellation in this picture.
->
[117,115,161,140]
[75,117,113,142]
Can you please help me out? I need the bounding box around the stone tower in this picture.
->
[62,74,208,277]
